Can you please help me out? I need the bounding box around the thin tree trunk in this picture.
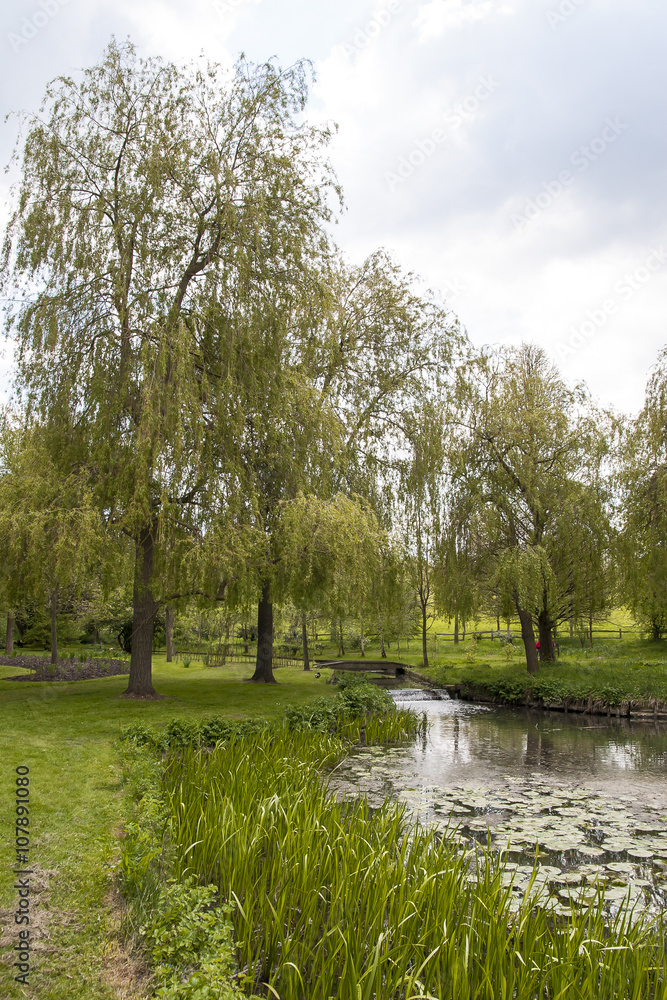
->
[50,588,58,665]
[454,613,459,645]
[380,631,386,658]
[6,613,13,655]
[537,610,556,662]
[302,611,310,671]
[249,581,276,683]
[588,613,593,648]
[360,613,365,657]
[339,617,345,657]
[124,526,159,697]
[165,605,174,662]
[422,603,429,668]
[517,605,539,675]
[93,624,99,646]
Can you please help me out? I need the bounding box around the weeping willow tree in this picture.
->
[396,402,448,668]
[619,348,667,639]
[451,344,611,672]
[1,40,338,696]
[214,250,461,682]
[0,424,106,663]
[277,492,385,674]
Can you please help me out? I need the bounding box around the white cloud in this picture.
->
[0,0,665,415]
[413,0,513,41]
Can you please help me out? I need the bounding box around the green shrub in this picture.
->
[336,675,394,715]
[164,718,201,749]
[283,698,339,733]
[146,878,242,1000]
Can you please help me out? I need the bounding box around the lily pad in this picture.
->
[606,862,635,874]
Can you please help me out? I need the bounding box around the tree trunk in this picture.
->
[249,582,276,683]
[6,613,13,655]
[380,632,386,658]
[93,624,99,646]
[165,605,174,662]
[124,526,159,697]
[360,614,365,657]
[422,603,429,668]
[517,605,539,675]
[50,588,58,665]
[339,617,345,657]
[588,613,593,648]
[454,613,459,644]
[537,610,556,662]
[301,611,310,671]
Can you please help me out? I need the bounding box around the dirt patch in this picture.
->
[100,887,153,1000]
[0,864,59,962]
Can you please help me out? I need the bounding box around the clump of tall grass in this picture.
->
[162,730,667,1000]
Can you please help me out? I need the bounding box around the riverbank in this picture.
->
[423,637,667,718]
[124,718,667,1000]
[443,682,667,719]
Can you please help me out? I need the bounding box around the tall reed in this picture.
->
[162,729,667,1000]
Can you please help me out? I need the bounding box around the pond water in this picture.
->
[330,692,667,917]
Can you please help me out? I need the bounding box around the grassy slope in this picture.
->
[0,659,335,1000]
[418,635,667,703]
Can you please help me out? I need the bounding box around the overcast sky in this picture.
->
[1,0,665,415]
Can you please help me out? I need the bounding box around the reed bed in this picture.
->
[162,728,667,1000]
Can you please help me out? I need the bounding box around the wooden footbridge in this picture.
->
[314,659,406,678]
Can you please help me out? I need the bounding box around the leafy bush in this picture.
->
[336,673,394,715]
[146,878,242,1000]
[283,699,339,733]
[164,718,201,749]
[119,716,269,753]
[285,676,395,733]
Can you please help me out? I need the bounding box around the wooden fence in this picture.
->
[433,627,642,642]
[174,651,305,668]
[176,626,643,665]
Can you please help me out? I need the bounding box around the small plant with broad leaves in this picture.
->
[145,879,243,1000]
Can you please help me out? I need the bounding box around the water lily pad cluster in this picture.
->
[329,748,667,915]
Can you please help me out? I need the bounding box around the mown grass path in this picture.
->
[0,661,334,999]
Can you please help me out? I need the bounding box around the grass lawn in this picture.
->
[0,658,335,1000]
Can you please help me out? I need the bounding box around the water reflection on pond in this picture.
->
[329,694,667,916]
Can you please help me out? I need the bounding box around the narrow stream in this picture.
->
[329,692,667,916]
